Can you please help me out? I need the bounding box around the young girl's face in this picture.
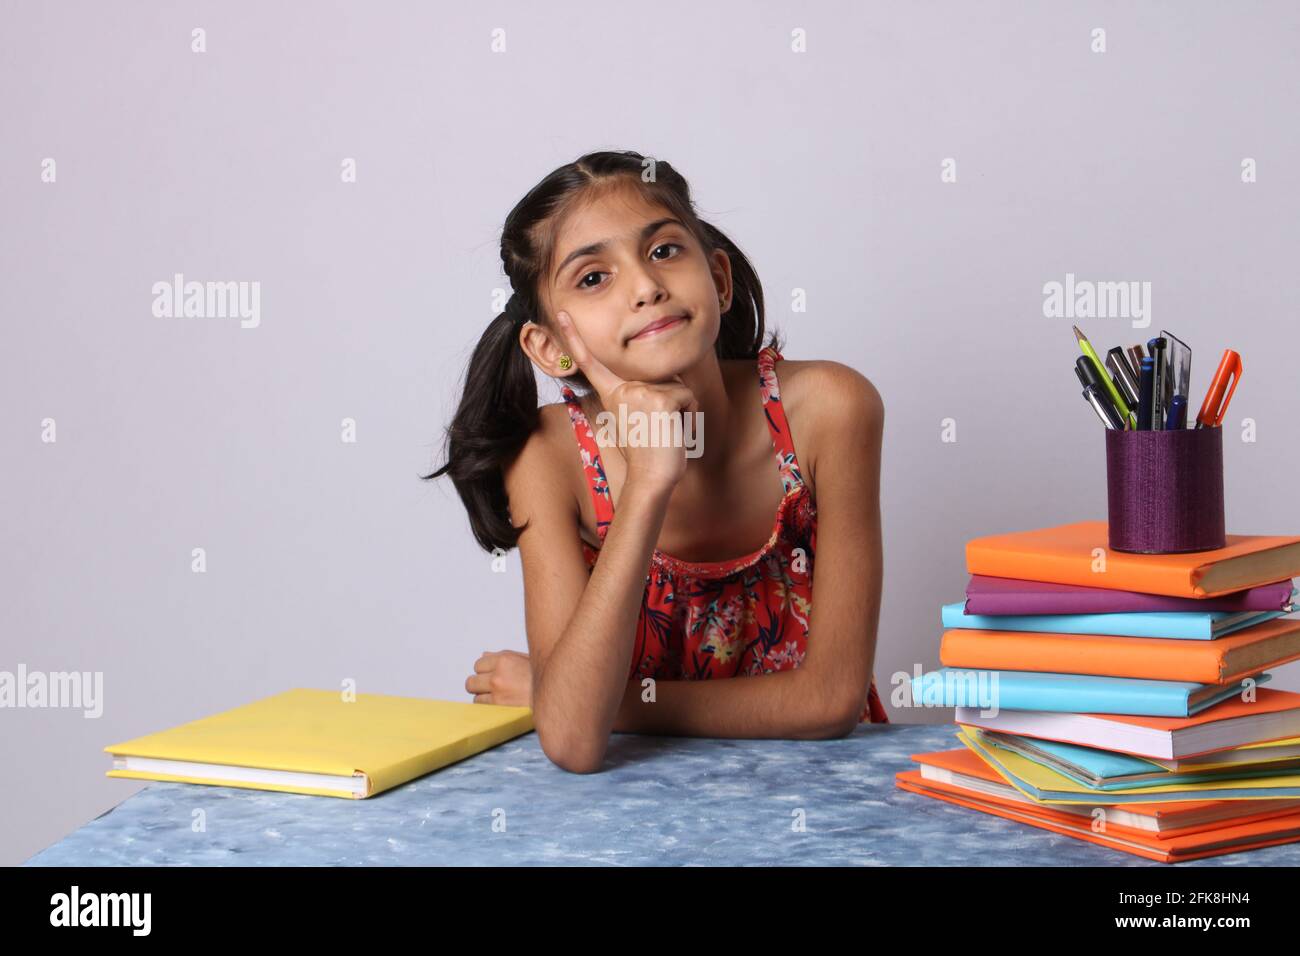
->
[541,183,731,385]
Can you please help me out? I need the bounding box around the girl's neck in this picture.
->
[674,354,734,482]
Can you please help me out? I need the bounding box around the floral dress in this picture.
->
[559,345,888,725]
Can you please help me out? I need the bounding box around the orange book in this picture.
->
[940,617,1300,684]
[965,521,1300,598]
[909,746,1300,836]
[896,769,1300,862]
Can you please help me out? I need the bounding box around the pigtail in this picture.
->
[423,294,538,553]
[697,219,783,360]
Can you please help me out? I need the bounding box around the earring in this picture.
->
[558,354,573,371]
[719,295,727,308]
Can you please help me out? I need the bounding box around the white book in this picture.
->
[955,688,1300,760]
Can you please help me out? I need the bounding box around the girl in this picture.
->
[427,150,888,773]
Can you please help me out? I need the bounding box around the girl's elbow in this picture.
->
[555,750,606,774]
[543,737,607,774]
[825,709,861,739]
[534,711,608,773]
[814,696,864,739]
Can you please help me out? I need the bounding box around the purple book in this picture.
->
[964,574,1296,615]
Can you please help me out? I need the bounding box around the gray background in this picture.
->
[2,1,1297,867]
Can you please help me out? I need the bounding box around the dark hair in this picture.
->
[423,149,783,553]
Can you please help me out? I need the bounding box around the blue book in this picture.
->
[940,600,1290,640]
[909,667,1271,717]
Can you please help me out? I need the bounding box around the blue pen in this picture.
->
[1166,394,1187,430]
[1137,356,1155,430]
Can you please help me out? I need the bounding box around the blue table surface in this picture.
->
[24,723,1300,866]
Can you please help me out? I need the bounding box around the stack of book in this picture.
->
[896,520,1300,863]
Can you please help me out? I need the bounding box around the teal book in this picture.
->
[977,729,1300,791]
[940,600,1292,640]
[960,726,1300,804]
[909,667,1271,717]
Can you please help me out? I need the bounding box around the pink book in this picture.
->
[965,574,1295,616]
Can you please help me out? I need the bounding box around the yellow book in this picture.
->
[104,688,534,799]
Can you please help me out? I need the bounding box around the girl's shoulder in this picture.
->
[757,357,884,500]
[726,353,880,406]
[502,401,588,522]
[534,399,596,476]
[772,358,883,410]
[505,400,574,468]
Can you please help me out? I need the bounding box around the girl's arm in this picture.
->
[611,362,887,738]
[610,670,838,738]
[504,415,678,773]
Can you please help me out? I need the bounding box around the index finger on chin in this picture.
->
[556,310,624,398]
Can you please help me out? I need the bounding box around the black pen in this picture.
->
[1084,384,1126,429]
[1147,337,1167,430]
[1075,356,1125,426]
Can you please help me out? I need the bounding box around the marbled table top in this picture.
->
[25,723,1300,866]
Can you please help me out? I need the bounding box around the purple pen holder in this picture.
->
[1105,426,1226,553]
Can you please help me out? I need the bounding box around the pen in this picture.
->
[1137,356,1155,430]
[1126,343,1149,382]
[1075,357,1126,429]
[1106,346,1141,411]
[1195,349,1243,428]
[1165,394,1186,430]
[1073,325,1134,428]
[1084,384,1126,429]
[1074,356,1091,389]
[1147,337,1167,430]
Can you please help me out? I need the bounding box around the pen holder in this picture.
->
[1105,427,1226,554]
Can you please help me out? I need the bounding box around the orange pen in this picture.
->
[1194,349,1242,428]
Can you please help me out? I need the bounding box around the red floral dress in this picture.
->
[560,345,888,725]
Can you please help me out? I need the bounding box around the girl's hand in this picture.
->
[466,650,533,707]
[553,309,699,492]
